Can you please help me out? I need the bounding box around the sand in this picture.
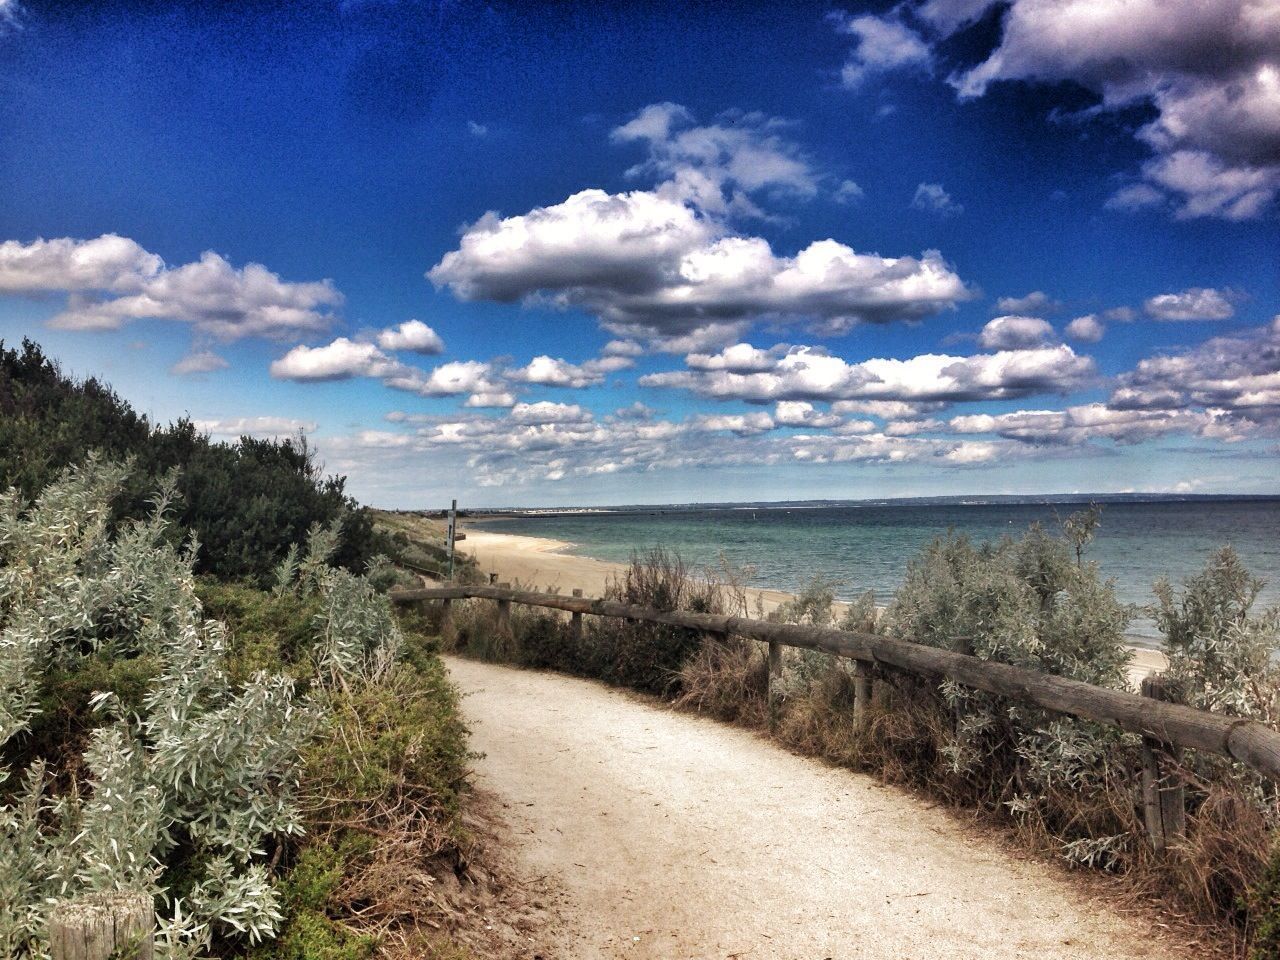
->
[448,655,1188,960]
[460,525,800,615]
[460,524,1169,686]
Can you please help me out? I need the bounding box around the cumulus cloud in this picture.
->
[602,338,645,357]
[839,0,1280,219]
[995,290,1058,314]
[978,315,1055,350]
[428,104,972,339]
[1065,314,1105,343]
[509,401,593,425]
[1114,320,1280,422]
[774,400,843,428]
[692,412,776,436]
[641,342,1094,405]
[509,354,633,388]
[376,319,445,354]
[911,182,963,216]
[1144,287,1238,321]
[324,400,1023,491]
[611,102,820,209]
[832,12,932,89]
[271,338,405,382]
[0,234,343,348]
[171,350,230,376]
[685,342,784,373]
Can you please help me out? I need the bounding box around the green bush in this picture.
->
[0,338,387,583]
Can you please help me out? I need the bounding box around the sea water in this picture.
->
[475,498,1280,644]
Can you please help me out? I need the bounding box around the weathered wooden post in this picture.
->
[495,582,511,635]
[1140,675,1187,856]
[570,588,583,644]
[852,658,873,730]
[767,639,783,723]
[49,892,154,960]
[439,597,454,641]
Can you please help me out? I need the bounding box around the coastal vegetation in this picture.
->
[0,347,492,958]
[436,523,1280,957]
[0,339,382,583]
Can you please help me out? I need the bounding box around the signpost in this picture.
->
[446,499,457,580]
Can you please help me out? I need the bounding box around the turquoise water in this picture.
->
[476,499,1280,643]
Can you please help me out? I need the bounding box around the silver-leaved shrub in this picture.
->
[0,459,384,958]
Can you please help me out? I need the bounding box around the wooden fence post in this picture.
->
[853,659,873,730]
[49,892,154,960]
[768,640,783,724]
[439,597,454,640]
[1140,675,1186,857]
[570,588,583,643]
[495,583,511,636]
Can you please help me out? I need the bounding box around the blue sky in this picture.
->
[1,0,1278,507]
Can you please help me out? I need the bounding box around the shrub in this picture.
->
[0,460,320,957]
[595,548,727,694]
[0,338,386,584]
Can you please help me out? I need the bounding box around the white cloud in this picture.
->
[602,338,645,357]
[0,234,162,293]
[271,338,405,382]
[833,179,865,204]
[467,120,488,137]
[1115,320,1280,423]
[774,400,842,428]
[994,290,1058,314]
[376,319,445,354]
[171,350,229,376]
[1105,183,1166,213]
[693,412,776,436]
[509,401,593,425]
[509,354,633,388]
[832,398,946,419]
[428,104,972,339]
[833,12,932,89]
[943,0,1280,219]
[911,182,963,216]
[978,315,1055,350]
[1144,287,1237,321]
[611,102,820,209]
[464,390,517,408]
[390,359,498,397]
[50,249,341,340]
[949,403,1238,446]
[641,342,1095,405]
[685,342,783,373]
[194,416,317,438]
[1065,314,1105,343]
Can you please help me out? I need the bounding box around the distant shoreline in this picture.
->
[454,492,1280,518]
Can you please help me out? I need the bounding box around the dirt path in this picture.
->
[447,656,1183,960]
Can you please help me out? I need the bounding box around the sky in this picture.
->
[1,0,1278,508]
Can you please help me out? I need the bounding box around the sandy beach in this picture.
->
[460,524,1168,686]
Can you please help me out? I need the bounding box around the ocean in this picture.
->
[475,498,1280,644]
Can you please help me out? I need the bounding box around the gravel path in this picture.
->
[447,656,1182,960]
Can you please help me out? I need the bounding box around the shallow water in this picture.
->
[476,498,1280,644]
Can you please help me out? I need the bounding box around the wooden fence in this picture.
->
[392,582,1280,854]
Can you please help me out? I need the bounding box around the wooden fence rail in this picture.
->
[390,584,1280,790]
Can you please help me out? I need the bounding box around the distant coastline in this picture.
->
[464,491,1280,520]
